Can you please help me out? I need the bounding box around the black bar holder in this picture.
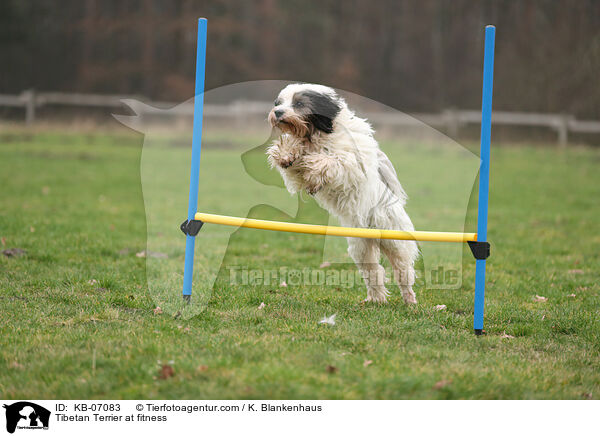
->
[468,241,490,260]
[180,219,204,236]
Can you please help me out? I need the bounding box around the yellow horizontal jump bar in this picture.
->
[195,213,477,243]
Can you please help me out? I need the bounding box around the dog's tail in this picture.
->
[376,149,407,207]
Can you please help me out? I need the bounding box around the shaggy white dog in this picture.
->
[266,83,418,304]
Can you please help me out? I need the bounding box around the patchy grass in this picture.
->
[0,131,599,399]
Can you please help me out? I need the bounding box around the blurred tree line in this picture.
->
[1,0,599,118]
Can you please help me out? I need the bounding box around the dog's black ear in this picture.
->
[302,91,341,134]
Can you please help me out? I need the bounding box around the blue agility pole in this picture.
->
[473,25,495,334]
[181,18,208,302]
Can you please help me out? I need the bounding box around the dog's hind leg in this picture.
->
[347,237,389,303]
[381,239,418,305]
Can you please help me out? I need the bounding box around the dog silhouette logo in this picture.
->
[3,402,50,434]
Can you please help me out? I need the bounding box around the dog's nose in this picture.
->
[274,109,284,119]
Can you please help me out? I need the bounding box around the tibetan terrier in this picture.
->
[266,83,418,304]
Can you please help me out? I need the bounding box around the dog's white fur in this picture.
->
[266,83,418,304]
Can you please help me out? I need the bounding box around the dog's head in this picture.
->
[268,84,342,138]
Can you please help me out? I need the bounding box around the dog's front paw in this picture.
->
[267,135,304,169]
[279,155,296,168]
[301,168,325,195]
[266,144,295,169]
[299,153,338,195]
[305,182,323,195]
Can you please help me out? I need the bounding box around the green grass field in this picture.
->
[1,130,599,399]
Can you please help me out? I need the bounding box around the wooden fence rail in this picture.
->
[1,90,599,146]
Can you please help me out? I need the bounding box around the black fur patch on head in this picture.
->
[293,90,341,134]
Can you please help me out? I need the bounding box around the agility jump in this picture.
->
[179,18,495,335]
